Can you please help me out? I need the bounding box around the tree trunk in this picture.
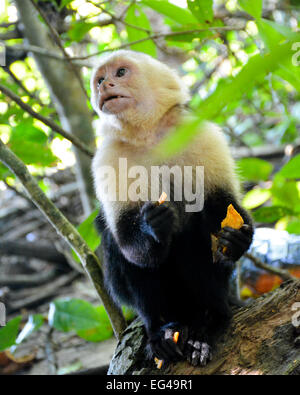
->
[15,0,96,216]
[108,280,300,375]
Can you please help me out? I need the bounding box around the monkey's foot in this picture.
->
[149,322,188,362]
[186,339,212,366]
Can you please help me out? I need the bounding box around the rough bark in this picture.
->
[14,0,96,215]
[108,280,300,375]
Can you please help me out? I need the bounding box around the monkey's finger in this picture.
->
[146,208,174,226]
[144,204,170,221]
[191,350,201,366]
[214,250,234,268]
[240,224,253,235]
[200,343,212,366]
[218,236,248,252]
[221,227,251,244]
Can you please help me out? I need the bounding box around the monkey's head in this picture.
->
[91,50,189,140]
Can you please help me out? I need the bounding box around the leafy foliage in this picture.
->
[0,317,22,352]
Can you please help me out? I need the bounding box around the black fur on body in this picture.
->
[95,188,253,365]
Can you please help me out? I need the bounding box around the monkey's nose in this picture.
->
[102,80,115,90]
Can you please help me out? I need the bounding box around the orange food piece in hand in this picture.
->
[220,204,244,254]
[173,331,179,344]
[158,192,167,205]
[154,357,163,369]
[221,204,244,230]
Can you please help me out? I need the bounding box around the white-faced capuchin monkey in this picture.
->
[90,50,254,367]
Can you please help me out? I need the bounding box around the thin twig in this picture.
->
[0,138,126,339]
[245,252,295,282]
[0,21,19,28]
[0,83,94,158]
[72,25,246,60]
[4,67,43,105]
[4,43,92,67]
[119,0,136,20]
[95,2,151,33]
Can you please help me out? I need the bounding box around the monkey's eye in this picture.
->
[97,77,104,86]
[116,68,127,77]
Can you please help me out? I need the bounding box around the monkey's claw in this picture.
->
[150,323,188,362]
[186,340,212,366]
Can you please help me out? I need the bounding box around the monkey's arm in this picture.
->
[103,202,182,268]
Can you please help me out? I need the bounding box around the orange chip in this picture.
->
[221,204,244,230]
[158,192,167,205]
[154,357,163,369]
[173,331,179,344]
[220,204,244,253]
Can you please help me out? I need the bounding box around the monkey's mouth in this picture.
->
[101,95,129,110]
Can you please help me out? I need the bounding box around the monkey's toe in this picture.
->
[186,340,212,366]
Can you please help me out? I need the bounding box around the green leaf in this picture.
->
[278,154,300,179]
[72,210,101,263]
[0,317,22,352]
[59,0,73,10]
[257,19,293,50]
[253,206,293,223]
[76,306,113,342]
[125,4,157,57]
[238,0,262,19]
[237,158,273,182]
[49,300,114,343]
[187,0,213,23]
[155,35,300,157]
[286,219,300,235]
[142,0,197,25]
[276,63,300,92]
[243,188,271,209]
[49,299,103,333]
[9,120,57,167]
[271,176,300,209]
[68,22,98,42]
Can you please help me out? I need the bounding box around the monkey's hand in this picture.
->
[216,224,253,263]
[141,202,179,244]
[149,322,188,362]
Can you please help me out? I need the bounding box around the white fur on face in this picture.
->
[91,50,190,144]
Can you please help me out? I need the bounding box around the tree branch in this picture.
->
[0,29,22,40]
[29,0,88,99]
[245,252,295,282]
[72,25,246,60]
[0,138,126,339]
[0,83,94,158]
